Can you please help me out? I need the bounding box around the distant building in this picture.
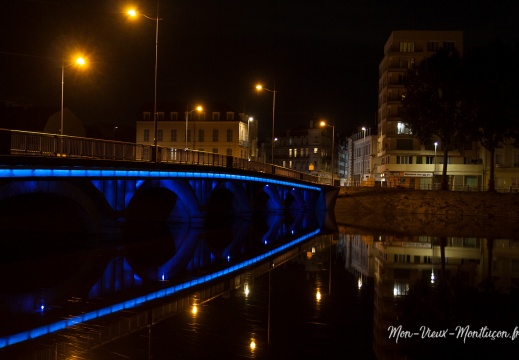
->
[135,102,257,160]
[337,140,349,186]
[269,120,337,185]
[350,126,378,186]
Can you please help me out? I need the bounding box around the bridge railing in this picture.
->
[1,129,323,183]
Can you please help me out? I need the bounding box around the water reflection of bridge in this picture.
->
[0,216,331,359]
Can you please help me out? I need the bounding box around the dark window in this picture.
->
[397,139,413,150]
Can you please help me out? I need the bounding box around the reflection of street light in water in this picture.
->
[316,289,322,301]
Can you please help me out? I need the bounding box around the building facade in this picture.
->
[376,30,519,191]
[270,120,337,184]
[377,31,468,189]
[135,102,257,160]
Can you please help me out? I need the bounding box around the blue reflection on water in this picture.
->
[0,228,320,349]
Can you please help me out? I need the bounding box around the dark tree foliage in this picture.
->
[402,48,465,190]
[464,40,519,191]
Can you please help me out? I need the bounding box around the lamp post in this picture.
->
[255,84,276,164]
[320,121,335,186]
[60,55,86,154]
[248,116,253,159]
[185,105,203,150]
[361,127,366,177]
[434,141,438,188]
[128,4,161,162]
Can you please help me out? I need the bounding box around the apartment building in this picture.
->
[135,102,257,160]
[377,31,469,189]
[272,120,336,184]
[376,30,519,191]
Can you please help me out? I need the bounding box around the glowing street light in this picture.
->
[255,84,277,164]
[320,121,335,186]
[127,5,162,161]
[247,116,253,159]
[434,141,438,175]
[185,105,203,150]
[60,55,87,154]
[361,127,367,176]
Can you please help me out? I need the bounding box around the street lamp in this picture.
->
[255,84,277,164]
[60,55,86,154]
[185,105,203,150]
[127,5,162,162]
[361,127,366,176]
[320,121,335,186]
[248,117,253,159]
[434,141,438,184]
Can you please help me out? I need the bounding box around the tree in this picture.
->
[402,48,465,190]
[463,40,519,191]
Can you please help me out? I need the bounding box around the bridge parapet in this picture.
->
[0,155,338,238]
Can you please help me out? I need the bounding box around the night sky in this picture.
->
[1,0,518,139]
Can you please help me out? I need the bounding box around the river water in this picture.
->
[1,211,518,359]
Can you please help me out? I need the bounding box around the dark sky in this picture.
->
[1,0,518,139]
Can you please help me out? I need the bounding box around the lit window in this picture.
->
[399,42,415,52]
[314,148,318,154]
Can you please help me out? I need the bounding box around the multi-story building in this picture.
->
[377,30,469,189]
[271,120,336,184]
[376,30,519,191]
[135,102,257,160]
[337,140,349,186]
[350,126,378,185]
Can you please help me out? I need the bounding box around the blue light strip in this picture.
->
[0,228,321,349]
[0,168,321,191]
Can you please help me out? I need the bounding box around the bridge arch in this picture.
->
[0,180,112,239]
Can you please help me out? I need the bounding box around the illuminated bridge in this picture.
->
[0,129,338,236]
[0,131,337,356]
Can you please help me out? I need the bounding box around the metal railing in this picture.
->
[354,180,519,193]
[0,129,324,184]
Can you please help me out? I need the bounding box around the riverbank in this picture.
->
[334,187,519,239]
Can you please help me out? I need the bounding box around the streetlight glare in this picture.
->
[127,9,137,17]
[75,57,86,66]
[320,121,326,127]
[195,105,203,112]
[255,84,263,91]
